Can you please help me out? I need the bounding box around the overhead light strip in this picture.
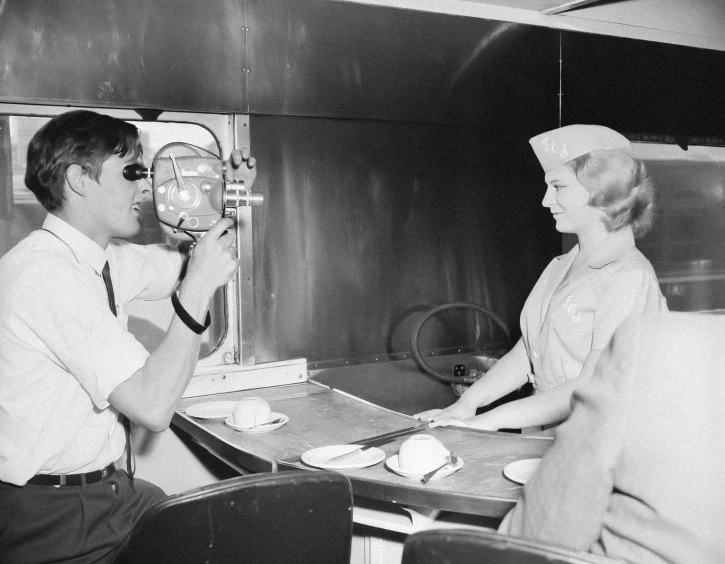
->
[541,0,604,16]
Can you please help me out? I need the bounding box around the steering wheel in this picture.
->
[411,302,510,383]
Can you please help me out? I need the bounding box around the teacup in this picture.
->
[397,434,449,474]
[232,397,272,428]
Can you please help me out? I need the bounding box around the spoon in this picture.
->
[256,416,284,427]
[421,451,458,484]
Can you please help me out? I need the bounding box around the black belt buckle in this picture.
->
[29,464,115,487]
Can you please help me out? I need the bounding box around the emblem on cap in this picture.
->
[539,137,569,160]
[529,124,633,172]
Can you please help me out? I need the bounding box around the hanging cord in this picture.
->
[558,31,563,128]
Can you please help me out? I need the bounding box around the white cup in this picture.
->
[232,397,272,428]
[397,434,449,474]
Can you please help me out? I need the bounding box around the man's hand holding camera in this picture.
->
[180,147,256,296]
[184,218,239,298]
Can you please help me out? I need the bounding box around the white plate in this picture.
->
[301,445,386,470]
[185,401,239,420]
[224,413,289,433]
[385,454,464,481]
[503,458,541,484]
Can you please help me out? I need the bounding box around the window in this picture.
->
[633,143,725,312]
[0,112,231,359]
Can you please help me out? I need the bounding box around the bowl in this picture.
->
[397,434,449,474]
[232,397,272,428]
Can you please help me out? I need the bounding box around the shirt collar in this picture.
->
[43,213,109,275]
[555,225,636,270]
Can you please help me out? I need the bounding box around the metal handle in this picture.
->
[421,451,458,484]
[225,182,264,208]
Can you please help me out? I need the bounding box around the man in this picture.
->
[499,311,725,563]
[0,110,256,563]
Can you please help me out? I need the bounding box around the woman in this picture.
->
[415,124,667,432]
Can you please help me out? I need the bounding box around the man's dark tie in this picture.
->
[102,261,134,481]
[101,261,117,316]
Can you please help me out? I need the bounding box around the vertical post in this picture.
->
[0,117,13,258]
[233,114,257,366]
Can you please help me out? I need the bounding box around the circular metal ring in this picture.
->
[410,302,510,383]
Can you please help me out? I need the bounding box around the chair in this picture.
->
[115,470,353,564]
[402,528,619,564]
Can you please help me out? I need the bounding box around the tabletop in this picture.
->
[173,382,552,518]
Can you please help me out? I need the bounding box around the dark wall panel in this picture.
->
[561,32,725,140]
[0,0,559,127]
[0,1,723,141]
[0,0,247,111]
[249,114,558,364]
[247,0,559,126]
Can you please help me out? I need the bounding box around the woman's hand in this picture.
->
[414,401,477,423]
[429,414,499,431]
[427,417,475,429]
[414,340,530,423]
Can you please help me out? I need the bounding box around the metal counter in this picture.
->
[173,381,552,519]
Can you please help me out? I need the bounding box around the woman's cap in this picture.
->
[529,124,633,172]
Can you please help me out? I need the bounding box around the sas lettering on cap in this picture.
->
[540,137,568,159]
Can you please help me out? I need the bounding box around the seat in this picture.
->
[114,470,353,564]
[402,528,619,564]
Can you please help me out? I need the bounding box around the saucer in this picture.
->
[503,458,541,484]
[185,401,239,420]
[301,445,386,470]
[385,454,463,481]
[224,413,289,432]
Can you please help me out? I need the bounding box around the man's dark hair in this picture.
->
[25,110,142,211]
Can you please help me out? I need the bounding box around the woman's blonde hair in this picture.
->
[564,148,654,238]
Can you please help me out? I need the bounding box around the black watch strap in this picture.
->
[171,292,211,334]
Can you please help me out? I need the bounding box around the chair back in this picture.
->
[115,470,353,564]
[402,529,618,564]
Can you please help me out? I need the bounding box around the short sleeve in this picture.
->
[109,241,183,303]
[591,265,665,350]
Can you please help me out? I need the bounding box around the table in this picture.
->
[174,381,552,519]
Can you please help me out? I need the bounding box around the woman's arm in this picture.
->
[435,348,604,430]
[414,338,531,422]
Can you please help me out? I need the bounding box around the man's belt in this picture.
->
[26,463,115,486]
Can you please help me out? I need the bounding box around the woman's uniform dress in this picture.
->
[519,225,667,394]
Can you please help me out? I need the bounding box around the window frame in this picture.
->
[0,103,250,374]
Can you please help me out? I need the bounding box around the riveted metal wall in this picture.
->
[2,0,724,369]
[0,0,247,112]
[245,0,556,125]
[243,1,561,364]
[247,114,559,364]
[0,0,561,126]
